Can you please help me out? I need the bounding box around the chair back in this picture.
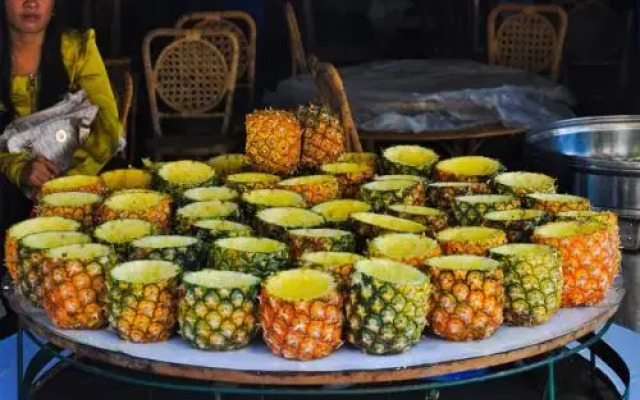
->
[488,4,568,81]
[142,28,240,139]
[285,2,308,76]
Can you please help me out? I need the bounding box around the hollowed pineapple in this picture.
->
[368,233,441,270]
[130,235,203,272]
[5,217,81,281]
[339,152,378,172]
[361,179,424,212]
[434,156,503,183]
[41,175,105,195]
[191,219,254,243]
[245,109,302,175]
[346,258,429,355]
[42,243,115,329]
[427,255,504,341]
[100,169,152,192]
[36,192,103,229]
[178,270,260,350]
[225,172,281,194]
[493,172,556,196]
[277,175,340,206]
[107,260,181,343]
[299,251,364,288]
[483,209,550,242]
[286,228,355,260]
[436,226,507,255]
[93,219,157,262]
[524,193,590,213]
[211,237,289,278]
[311,200,372,229]
[350,212,427,242]
[241,189,306,220]
[380,145,439,176]
[260,269,343,360]
[97,190,172,233]
[182,187,239,204]
[426,182,491,213]
[207,154,250,178]
[320,162,374,198]
[174,201,240,234]
[154,160,217,196]
[452,194,520,226]
[255,207,325,239]
[387,204,448,235]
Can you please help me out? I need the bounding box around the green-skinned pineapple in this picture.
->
[210,237,289,278]
[361,179,423,212]
[174,200,240,234]
[285,228,356,260]
[107,260,181,343]
[241,189,306,221]
[93,219,158,262]
[434,156,503,183]
[375,175,427,201]
[206,154,251,179]
[298,251,364,288]
[489,244,562,326]
[483,209,550,243]
[191,219,254,243]
[181,187,239,205]
[254,207,325,239]
[346,258,429,355]
[178,270,260,350]
[380,145,439,177]
[311,200,372,229]
[387,204,448,235]
[154,160,218,196]
[426,182,491,216]
[225,172,281,194]
[452,195,520,226]
[350,212,426,247]
[129,235,203,272]
[493,172,556,196]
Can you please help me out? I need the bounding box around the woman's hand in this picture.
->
[20,156,58,189]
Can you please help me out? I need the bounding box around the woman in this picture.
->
[0,0,122,337]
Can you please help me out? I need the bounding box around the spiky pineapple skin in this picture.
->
[129,241,204,272]
[93,220,158,263]
[225,173,281,194]
[206,154,251,179]
[321,166,373,199]
[210,241,289,279]
[254,210,326,240]
[285,230,356,260]
[437,229,507,256]
[299,253,364,289]
[483,212,551,243]
[41,176,105,196]
[245,109,302,175]
[192,223,254,243]
[178,280,259,350]
[387,207,448,236]
[240,190,306,222]
[452,197,520,226]
[339,152,378,172]
[361,182,423,213]
[174,201,241,235]
[96,192,173,233]
[36,196,100,230]
[297,104,345,169]
[524,196,590,214]
[429,267,504,341]
[367,234,441,270]
[277,177,340,206]
[351,214,426,244]
[426,183,491,216]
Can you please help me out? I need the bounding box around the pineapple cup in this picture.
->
[298,252,365,289]
[240,189,306,221]
[338,152,378,174]
[100,169,153,192]
[93,219,158,263]
[174,200,240,235]
[210,237,289,279]
[181,187,239,205]
[129,235,204,272]
[380,145,439,177]
[368,233,441,272]
[192,219,254,243]
[436,227,507,256]
[320,162,374,199]
[524,193,590,214]
[97,190,173,233]
[153,160,218,197]
[483,209,550,243]
[489,244,562,326]
[350,212,426,251]
[452,194,520,226]
[425,182,492,217]
[492,172,556,196]
[260,269,343,360]
[107,260,181,343]
[17,231,92,307]
[361,179,424,213]
[387,204,448,236]
[178,270,260,351]
[311,200,372,230]
[434,156,503,183]
[346,259,429,355]
[41,175,105,196]
[286,228,356,260]
[5,217,81,282]
[427,255,504,341]
[533,221,616,307]
[206,154,251,179]
[36,192,103,230]
[42,244,115,329]
[277,175,340,206]
[225,172,281,194]
[254,207,325,240]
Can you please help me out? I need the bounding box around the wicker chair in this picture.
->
[143,28,240,160]
[285,2,308,77]
[175,11,256,107]
[488,4,568,81]
[105,58,135,163]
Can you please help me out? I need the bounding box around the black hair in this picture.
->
[0,0,69,130]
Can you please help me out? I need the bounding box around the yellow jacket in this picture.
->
[0,29,122,187]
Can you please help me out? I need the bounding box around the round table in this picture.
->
[5,279,631,399]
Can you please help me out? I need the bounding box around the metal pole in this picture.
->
[547,361,556,400]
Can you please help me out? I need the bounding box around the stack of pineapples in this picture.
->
[3,105,620,361]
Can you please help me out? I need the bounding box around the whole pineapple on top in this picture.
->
[246,109,302,175]
[297,104,345,169]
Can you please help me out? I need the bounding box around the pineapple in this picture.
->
[452,194,520,226]
[41,175,105,195]
[489,244,562,326]
[346,258,429,355]
[260,268,343,360]
[277,175,340,206]
[141,158,166,172]
[524,193,590,213]
[387,204,448,235]
[36,192,103,229]
[154,160,217,196]
[97,190,173,233]
[427,255,504,341]
[5,217,81,281]
[350,212,426,244]
[319,162,373,198]
[17,231,91,307]
[178,270,260,350]
[375,175,427,200]
[339,152,378,171]
[245,109,302,175]
[93,219,157,262]
[298,252,364,288]
[493,172,556,196]
[361,179,424,212]
[226,172,281,194]
[100,169,152,192]
[368,233,441,271]
[174,201,240,234]
[191,219,253,243]
[434,156,503,183]
[483,209,550,243]
[426,182,491,215]
[311,200,372,229]
[41,243,115,329]
[380,145,439,177]
[436,227,507,255]
[107,260,180,343]
[533,221,616,307]
[182,187,239,204]
[285,228,355,260]
[206,154,250,179]
[210,237,289,278]
[241,189,306,221]
[254,207,325,239]
[129,235,203,272]
[297,104,345,169]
